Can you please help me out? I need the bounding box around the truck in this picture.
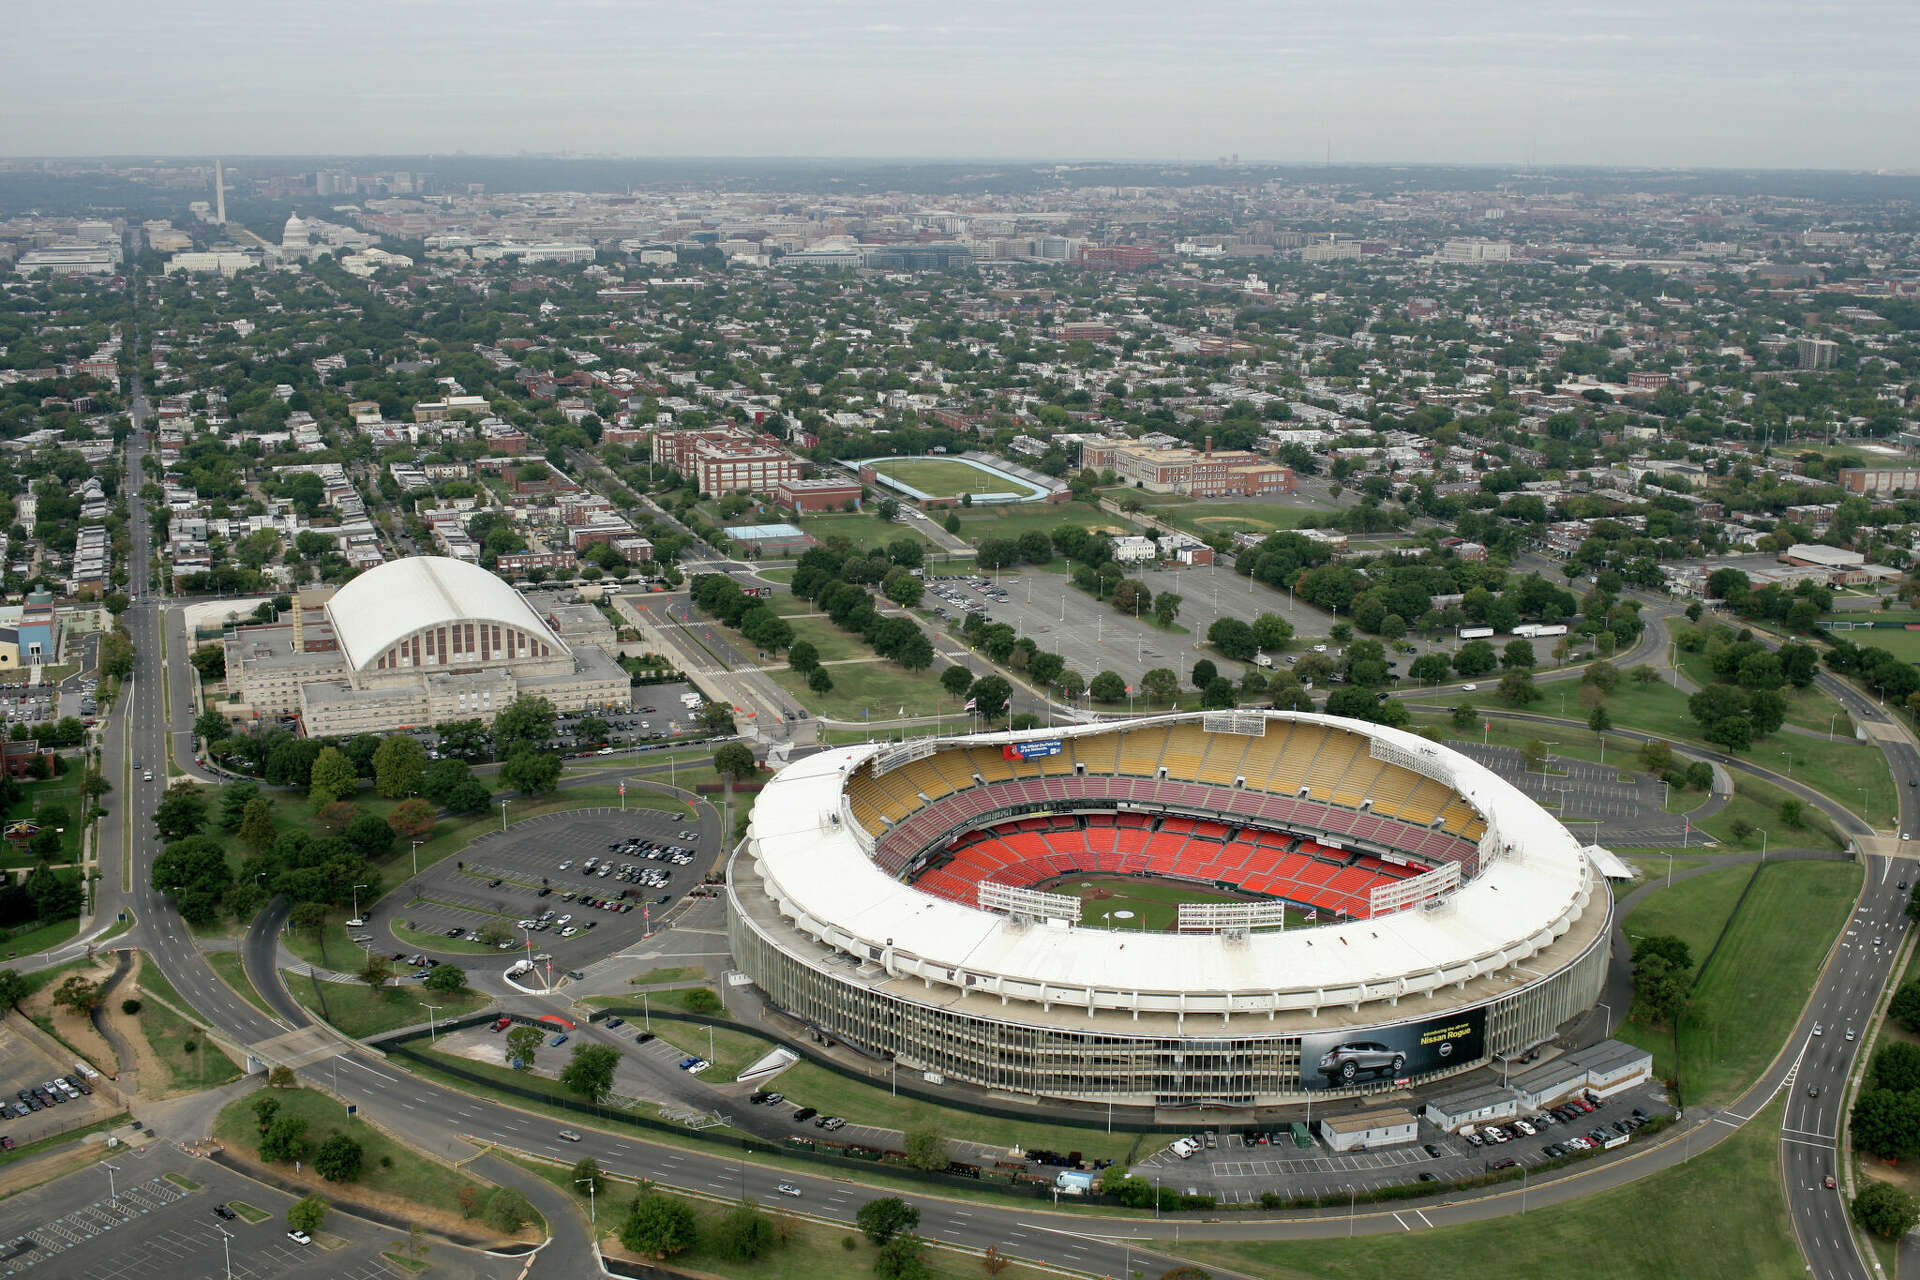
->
[1513,623,1569,639]
[1254,653,1275,669]
[1054,1169,1096,1195]
[506,959,534,977]
[1457,626,1495,640]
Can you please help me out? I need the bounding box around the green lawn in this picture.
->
[205,951,278,1021]
[1166,502,1326,539]
[1,770,85,866]
[137,991,243,1091]
[764,613,870,664]
[1618,859,1860,1105]
[1159,1097,1801,1280]
[628,965,706,986]
[0,912,81,961]
[771,661,957,722]
[1671,622,1856,736]
[870,457,1025,498]
[286,970,491,1039]
[1621,864,1754,987]
[212,1086,500,1222]
[791,511,941,553]
[951,505,1140,543]
[1025,873,1289,933]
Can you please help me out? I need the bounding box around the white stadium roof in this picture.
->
[324,555,564,671]
[744,713,1597,1018]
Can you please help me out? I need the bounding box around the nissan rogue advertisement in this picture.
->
[1300,1010,1486,1090]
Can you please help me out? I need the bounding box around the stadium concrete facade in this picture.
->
[222,556,628,735]
[729,711,1611,1106]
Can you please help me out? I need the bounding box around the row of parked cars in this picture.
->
[12,1073,91,1117]
[746,1090,847,1130]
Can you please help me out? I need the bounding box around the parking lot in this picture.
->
[1132,1080,1672,1202]
[384,810,711,968]
[1453,744,1705,846]
[0,1028,118,1148]
[0,1142,518,1280]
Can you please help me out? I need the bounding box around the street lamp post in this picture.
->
[410,839,423,877]
[576,1176,598,1230]
[1757,828,1768,861]
[216,1225,234,1280]
[1779,751,1791,777]
[102,1160,119,1203]
[1666,851,1674,886]
[1830,711,1841,742]
[501,798,510,831]
[419,1002,442,1045]
[1347,1183,1356,1237]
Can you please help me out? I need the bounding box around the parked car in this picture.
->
[287,1230,312,1246]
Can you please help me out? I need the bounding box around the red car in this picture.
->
[491,1017,512,1032]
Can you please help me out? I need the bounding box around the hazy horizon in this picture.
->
[14,1,1917,171]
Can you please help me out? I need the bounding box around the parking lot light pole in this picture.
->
[102,1160,118,1202]
[411,839,422,877]
[420,1002,442,1045]
[576,1176,597,1229]
[352,883,369,922]
[501,798,510,832]
[1346,1183,1356,1236]
[1757,828,1767,861]
[216,1224,233,1280]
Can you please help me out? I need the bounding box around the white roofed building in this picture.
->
[223,556,627,735]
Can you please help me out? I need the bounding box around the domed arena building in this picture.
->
[223,556,627,735]
[728,711,1611,1106]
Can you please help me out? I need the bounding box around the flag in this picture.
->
[898,706,904,716]
[618,781,625,796]
[1306,909,1318,921]
[1002,698,1012,710]
[964,698,977,711]
[1484,721,1489,731]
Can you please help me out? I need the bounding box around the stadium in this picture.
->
[727,711,1611,1107]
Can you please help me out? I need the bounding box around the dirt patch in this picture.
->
[99,953,241,1101]
[19,957,119,1074]
[1080,885,1115,902]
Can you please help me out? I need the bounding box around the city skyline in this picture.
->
[12,0,1917,171]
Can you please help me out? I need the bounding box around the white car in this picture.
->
[144,771,154,781]
[775,1183,803,1197]
[556,914,573,926]
[1461,683,1477,692]
[286,1230,312,1245]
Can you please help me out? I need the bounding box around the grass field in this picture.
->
[287,970,491,1039]
[1824,625,1920,662]
[1,771,84,867]
[951,506,1142,543]
[792,511,940,553]
[137,991,243,1092]
[1617,859,1860,1105]
[1157,1096,1801,1280]
[770,660,956,722]
[1670,621,1856,736]
[212,1086,497,1222]
[1029,874,1293,932]
[870,457,1034,499]
[204,951,277,1021]
[766,613,871,664]
[629,965,706,986]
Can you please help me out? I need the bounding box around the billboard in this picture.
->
[1003,739,1063,761]
[1299,1008,1485,1091]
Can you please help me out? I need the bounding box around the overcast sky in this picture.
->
[12,0,1915,170]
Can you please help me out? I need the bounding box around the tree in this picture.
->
[483,1186,537,1234]
[345,812,394,860]
[883,568,924,609]
[789,639,820,675]
[1632,664,1660,685]
[1497,669,1541,706]
[386,798,437,841]
[1207,618,1256,661]
[682,987,721,1013]
[1588,704,1611,733]
[238,796,277,852]
[1251,612,1293,652]
[1191,659,1217,690]
[1200,677,1236,710]
[1632,934,1693,1026]
[940,665,973,698]
[308,746,358,808]
[875,1234,931,1280]
[493,696,557,756]
[1454,640,1498,677]
[423,963,468,994]
[1892,980,1920,1033]
[359,955,392,994]
[268,1065,296,1088]
[314,1134,364,1183]
[423,759,492,814]
[1854,1181,1920,1241]
[560,1043,621,1104]
[572,1156,604,1200]
[1450,702,1476,732]
[1153,592,1182,628]
[904,1118,948,1171]
[500,748,562,796]
[194,709,228,745]
[153,785,209,840]
[1502,639,1536,670]
[857,1197,921,1245]
[505,1025,543,1069]
[1409,653,1452,683]
[250,1093,281,1132]
[287,1194,329,1235]
[621,1184,698,1258]
[808,667,834,694]
[713,742,758,786]
[261,1115,310,1163]
[1089,670,1127,702]
[0,970,27,1011]
[1875,1042,1920,1093]
[371,734,426,798]
[713,1200,775,1262]
[50,976,103,1015]
[968,675,1013,721]
[1140,667,1179,701]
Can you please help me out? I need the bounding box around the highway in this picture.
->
[73,308,1913,1277]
